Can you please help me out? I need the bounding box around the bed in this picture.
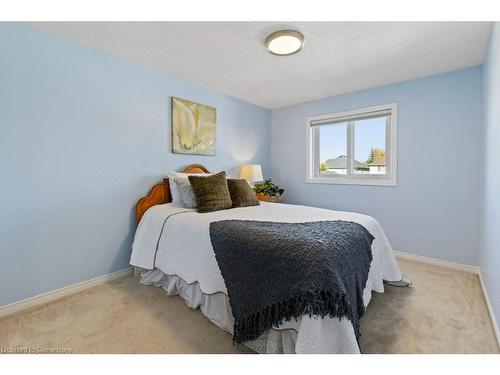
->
[130,164,407,354]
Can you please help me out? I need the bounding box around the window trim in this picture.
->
[306,103,397,186]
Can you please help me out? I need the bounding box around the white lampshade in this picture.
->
[240,164,264,185]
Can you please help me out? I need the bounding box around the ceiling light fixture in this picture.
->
[265,30,304,56]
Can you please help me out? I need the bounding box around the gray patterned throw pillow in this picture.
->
[174,178,198,208]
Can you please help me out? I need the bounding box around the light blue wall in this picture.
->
[479,22,500,332]
[0,23,271,306]
[271,68,482,265]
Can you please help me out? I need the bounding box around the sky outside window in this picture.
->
[319,122,347,162]
[354,117,386,162]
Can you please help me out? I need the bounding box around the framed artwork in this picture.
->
[171,97,217,155]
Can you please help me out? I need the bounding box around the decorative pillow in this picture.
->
[174,178,197,208]
[188,171,232,213]
[167,171,212,206]
[227,179,260,208]
[168,181,182,206]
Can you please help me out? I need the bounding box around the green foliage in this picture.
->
[319,162,328,172]
[367,148,385,164]
[254,179,284,197]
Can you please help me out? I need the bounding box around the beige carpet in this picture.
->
[0,259,498,354]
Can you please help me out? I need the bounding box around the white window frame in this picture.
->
[306,103,397,186]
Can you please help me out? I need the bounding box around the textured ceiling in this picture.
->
[27,22,492,109]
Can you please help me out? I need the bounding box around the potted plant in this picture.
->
[254,179,284,203]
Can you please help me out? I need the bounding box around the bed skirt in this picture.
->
[134,267,302,353]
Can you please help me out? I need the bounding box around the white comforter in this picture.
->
[130,202,402,353]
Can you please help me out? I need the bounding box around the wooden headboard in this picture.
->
[135,164,210,224]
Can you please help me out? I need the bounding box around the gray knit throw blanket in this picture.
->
[209,220,374,344]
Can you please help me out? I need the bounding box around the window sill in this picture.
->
[306,175,397,186]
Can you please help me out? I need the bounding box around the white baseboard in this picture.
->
[394,250,499,350]
[0,267,133,319]
[394,250,479,274]
[478,270,500,350]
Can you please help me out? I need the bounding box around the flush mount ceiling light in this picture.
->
[265,30,305,56]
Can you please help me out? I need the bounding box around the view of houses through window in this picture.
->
[318,116,387,175]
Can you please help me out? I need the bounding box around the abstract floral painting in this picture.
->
[171,97,216,155]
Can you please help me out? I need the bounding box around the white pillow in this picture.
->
[167,171,213,206]
[174,178,197,208]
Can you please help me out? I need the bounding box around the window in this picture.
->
[306,103,397,186]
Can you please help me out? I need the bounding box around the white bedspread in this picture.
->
[130,202,403,353]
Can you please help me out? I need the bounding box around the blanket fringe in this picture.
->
[233,289,360,344]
